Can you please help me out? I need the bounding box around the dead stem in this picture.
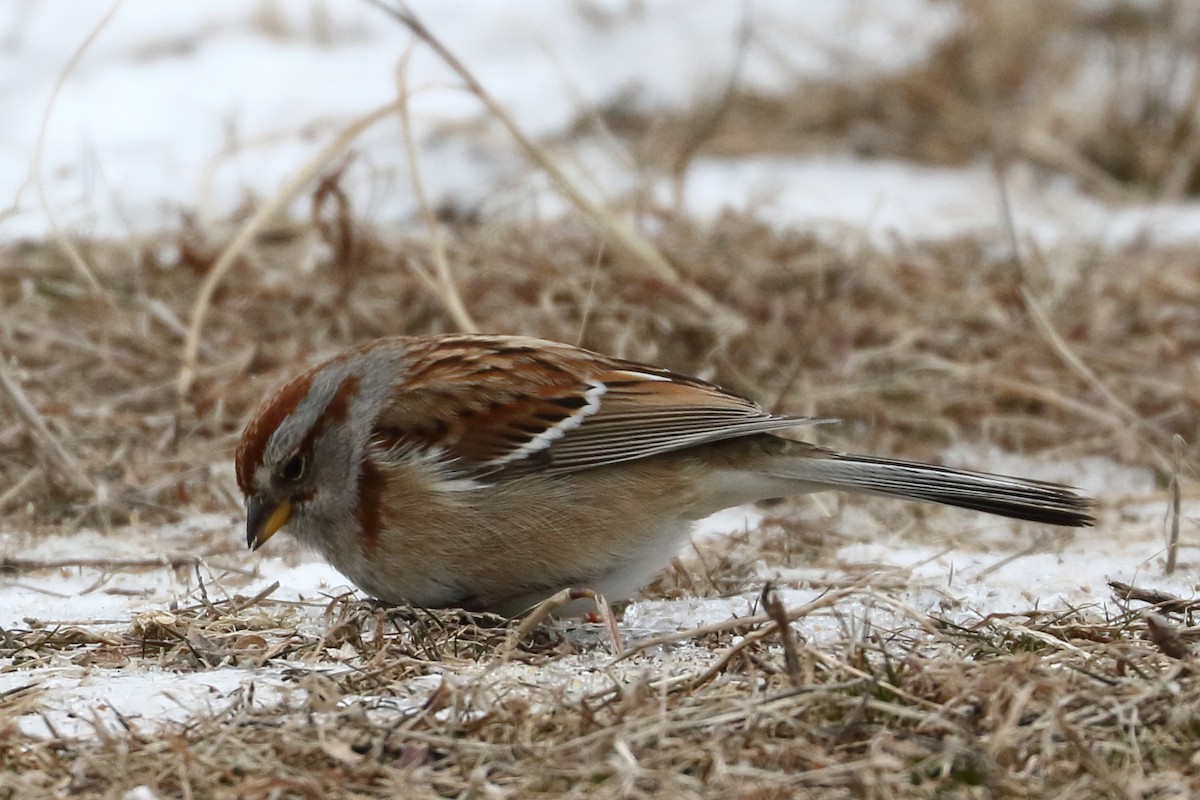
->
[393,46,477,334]
[0,357,92,493]
[366,1,682,286]
[178,100,401,398]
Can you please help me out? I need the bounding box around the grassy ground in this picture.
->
[2,2,1200,798]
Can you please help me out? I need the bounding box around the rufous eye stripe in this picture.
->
[235,370,361,492]
[235,371,316,493]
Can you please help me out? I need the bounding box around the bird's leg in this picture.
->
[502,587,623,656]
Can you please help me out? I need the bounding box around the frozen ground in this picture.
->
[1,0,953,240]
[2,448,1188,741]
[5,0,1200,249]
[1,0,1196,755]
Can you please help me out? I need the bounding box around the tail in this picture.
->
[775,451,1096,527]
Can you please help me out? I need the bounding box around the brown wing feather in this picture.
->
[369,335,817,476]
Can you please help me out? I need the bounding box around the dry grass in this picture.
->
[2,1,1200,797]
[609,2,1200,200]
[3,581,1200,798]
[2,202,1197,798]
[2,214,1194,530]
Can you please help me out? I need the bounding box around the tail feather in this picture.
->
[778,452,1096,527]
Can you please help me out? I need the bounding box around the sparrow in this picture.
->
[236,334,1095,616]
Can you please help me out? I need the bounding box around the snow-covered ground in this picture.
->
[6,0,1200,248]
[2,457,1188,742]
[2,0,1196,743]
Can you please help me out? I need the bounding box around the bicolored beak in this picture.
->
[246,496,292,551]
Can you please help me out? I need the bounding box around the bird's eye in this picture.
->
[280,453,306,483]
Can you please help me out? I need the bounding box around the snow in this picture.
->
[2,1,1196,740]
[4,459,1190,741]
[0,523,210,629]
[676,156,1200,249]
[8,0,1198,250]
[1,0,956,240]
[0,666,291,739]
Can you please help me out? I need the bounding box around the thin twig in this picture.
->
[1055,704,1135,800]
[228,580,282,614]
[1020,283,1170,465]
[25,0,125,293]
[612,581,869,663]
[502,588,622,657]
[669,0,753,211]
[1109,580,1200,616]
[0,555,202,573]
[1143,611,1192,662]
[367,1,680,285]
[0,358,92,493]
[394,46,477,333]
[682,620,781,692]
[573,244,606,346]
[967,535,1052,582]
[178,100,401,398]
[992,158,1172,476]
[0,466,40,511]
[761,583,802,688]
[1166,435,1183,575]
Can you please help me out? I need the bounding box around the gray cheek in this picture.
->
[293,427,363,534]
[290,477,364,562]
[317,426,362,485]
